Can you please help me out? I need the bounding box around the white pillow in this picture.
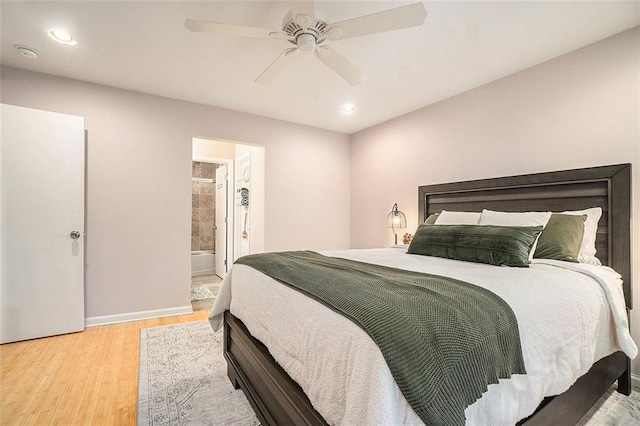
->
[434,210,481,225]
[479,210,552,260]
[560,207,602,266]
[479,209,552,227]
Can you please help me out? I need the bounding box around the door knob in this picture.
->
[70,230,81,239]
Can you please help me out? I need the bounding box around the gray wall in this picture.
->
[0,66,351,320]
[350,27,640,372]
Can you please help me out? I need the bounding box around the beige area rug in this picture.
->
[137,321,640,425]
[137,321,258,426]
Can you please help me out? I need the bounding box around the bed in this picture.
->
[210,163,634,425]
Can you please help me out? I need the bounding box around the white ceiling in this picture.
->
[1,1,639,134]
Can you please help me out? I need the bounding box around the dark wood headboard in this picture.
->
[418,164,632,308]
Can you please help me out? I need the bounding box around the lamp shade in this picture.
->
[387,203,406,245]
[387,203,407,229]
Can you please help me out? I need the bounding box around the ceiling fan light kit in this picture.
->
[295,33,316,52]
[185,1,427,86]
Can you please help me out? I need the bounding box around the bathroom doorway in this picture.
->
[190,137,265,311]
[191,157,229,311]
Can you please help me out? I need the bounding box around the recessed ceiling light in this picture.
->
[341,104,356,114]
[15,45,39,59]
[47,29,77,45]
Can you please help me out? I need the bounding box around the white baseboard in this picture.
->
[85,305,194,327]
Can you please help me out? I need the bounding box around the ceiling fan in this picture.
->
[185,1,427,86]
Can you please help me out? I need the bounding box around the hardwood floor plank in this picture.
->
[72,326,109,425]
[55,327,103,424]
[5,335,67,421]
[0,310,208,425]
[115,321,135,420]
[26,409,54,425]
[34,332,83,415]
[94,323,123,424]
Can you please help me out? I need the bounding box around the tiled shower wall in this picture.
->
[191,161,217,251]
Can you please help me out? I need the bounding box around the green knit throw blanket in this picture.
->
[236,251,526,425]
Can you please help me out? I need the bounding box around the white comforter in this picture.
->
[210,248,637,425]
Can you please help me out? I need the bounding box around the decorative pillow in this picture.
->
[479,210,552,260]
[559,207,602,266]
[434,210,481,225]
[407,224,543,267]
[424,213,439,225]
[533,214,586,262]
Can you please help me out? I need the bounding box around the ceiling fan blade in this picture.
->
[185,19,273,38]
[314,46,367,86]
[290,0,316,30]
[325,2,427,40]
[256,48,298,84]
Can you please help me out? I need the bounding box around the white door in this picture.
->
[214,164,228,279]
[1,104,85,344]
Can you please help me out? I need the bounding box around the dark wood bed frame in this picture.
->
[223,163,632,426]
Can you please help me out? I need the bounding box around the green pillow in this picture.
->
[407,224,543,267]
[424,213,439,224]
[534,214,586,262]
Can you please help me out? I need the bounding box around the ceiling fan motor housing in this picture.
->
[281,11,328,47]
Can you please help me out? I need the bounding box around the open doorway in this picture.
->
[190,137,265,311]
[190,158,228,311]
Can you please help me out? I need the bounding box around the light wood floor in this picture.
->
[0,310,209,425]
